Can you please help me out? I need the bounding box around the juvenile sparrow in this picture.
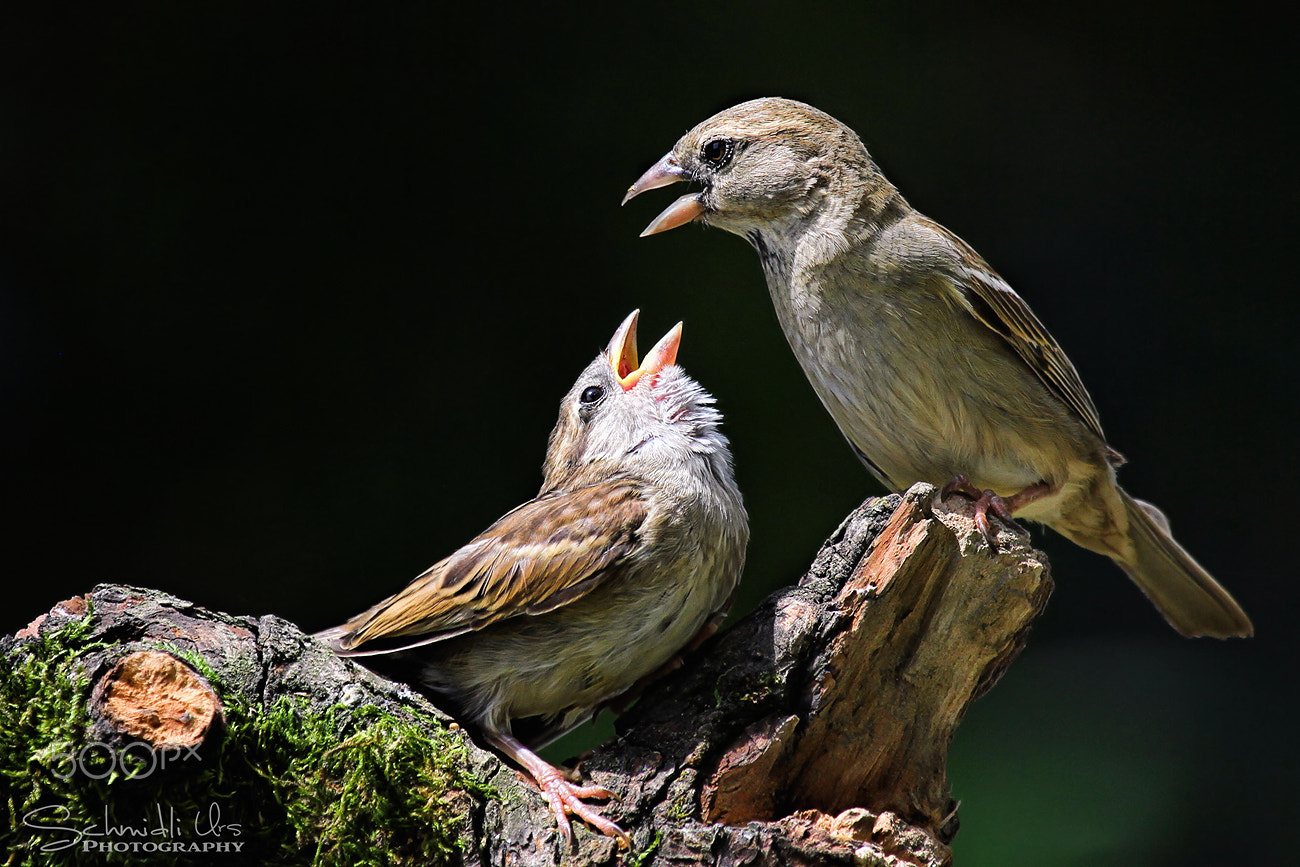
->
[316,311,748,843]
[624,97,1250,639]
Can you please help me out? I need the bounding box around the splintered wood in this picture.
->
[703,486,1051,837]
[7,485,1052,866]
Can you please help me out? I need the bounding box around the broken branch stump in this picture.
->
[1,484,1051,866]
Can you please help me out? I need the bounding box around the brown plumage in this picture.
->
[624,97,1250,639]
[336,479,649,648]
[317,311,748,843]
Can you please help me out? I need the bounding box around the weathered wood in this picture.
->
[563,484,1051,866]
[1,484,1051,866]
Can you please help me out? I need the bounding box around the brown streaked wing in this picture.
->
[338,477,649,651]
[922,218,1106,440]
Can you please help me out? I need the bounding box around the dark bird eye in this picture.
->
[580,385,604,404]
[700,138,734,168]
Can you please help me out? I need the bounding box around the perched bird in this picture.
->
[624,97,1250,639]
[316,311,748,843]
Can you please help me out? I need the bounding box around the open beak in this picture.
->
[622,154,705,237]
[606,310,683,390]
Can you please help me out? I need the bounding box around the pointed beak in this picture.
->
[622,153,705,237]
[606,310,683,391]
[606,310,641,383]
[622,153,688,204]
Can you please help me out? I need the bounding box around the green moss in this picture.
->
[1,615,495,866]
[142,641,224,691]
[628,829,662,867]
[665,798,694,823]
[245,702,496,865]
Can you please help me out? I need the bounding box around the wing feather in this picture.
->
[918,217,1106,440]
[328,477,648,653]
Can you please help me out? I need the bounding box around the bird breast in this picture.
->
[761,242,1084,496]
[420,474,746,731]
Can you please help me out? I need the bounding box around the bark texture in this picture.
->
[2,484,1052,866]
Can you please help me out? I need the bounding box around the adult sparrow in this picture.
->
[624,97,1250,639]
[316,311,748,843]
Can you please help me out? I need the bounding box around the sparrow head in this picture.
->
[542,310,730,489]
[623,97,893,240]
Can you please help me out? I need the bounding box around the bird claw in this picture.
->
[940,474,1026,550]
[537,769,629,847]
[486,730,631,848]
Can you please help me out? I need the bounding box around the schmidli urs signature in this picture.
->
[23,801,244,854]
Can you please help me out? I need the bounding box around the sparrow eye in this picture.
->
[700,138,734,169]
[580,386,604,404]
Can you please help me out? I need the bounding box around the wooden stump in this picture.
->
[1,484,1051,866]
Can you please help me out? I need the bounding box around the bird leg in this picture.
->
[940,475,1050,548]
[483,729,630,847]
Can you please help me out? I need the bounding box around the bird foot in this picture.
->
[533,764,628,847]
[486,730,630,847]
[939,474,1037,549]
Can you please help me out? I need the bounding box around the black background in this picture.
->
[3,4,1295,863]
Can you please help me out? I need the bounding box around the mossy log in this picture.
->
[0,483,1051,866]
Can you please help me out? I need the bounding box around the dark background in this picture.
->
[2,4,1294,864]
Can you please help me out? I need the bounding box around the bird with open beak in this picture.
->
[623,97,1250,639]
[316,311,748,844]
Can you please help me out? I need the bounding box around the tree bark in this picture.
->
[2,484,1051,866]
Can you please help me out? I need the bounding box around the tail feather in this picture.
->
[311,625,353,653]
[1117,491,1253,639]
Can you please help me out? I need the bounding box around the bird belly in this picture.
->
[418,515,743,734]
[777,286,1090,500]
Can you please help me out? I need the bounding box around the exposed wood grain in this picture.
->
[4,484,1052,866]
